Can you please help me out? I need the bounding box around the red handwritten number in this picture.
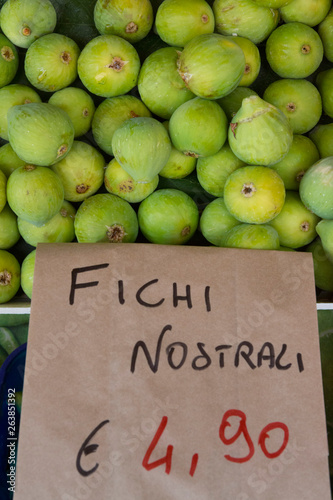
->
[219,409,255,463]
[142,416,173,474]
[258,422,289,459]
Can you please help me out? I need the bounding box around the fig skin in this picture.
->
[74,193,139,244]
[77,34,141,98]
[318,8,333,63]
[217,87,258,121]
[224,165,286,224]
[92,95,151,157]
[51,141,105,202]
[169,97,228,158]
[159,120,197,179]
[0,144,25,178]
[6,165,64,226]
[177,33,246,99]
[252,0,291,6]
[199,197,241,246]
[213,0,279,44]
[138,46,195,119]
[94,0,153,43]
[112,116,172,183]
[263,78,322,134]
[224,224,280,250]
[299,156,333,219]
[268,191,320,249]
[17,200,76,247]
[7,102,75,166]
[0,249,20,304]
[266,22,324,79]
[48,87,95,138]
[0,204,20,250]
[225,35,261,87]
[306,238,333,292]
[21,249,36,300]
[0,34,19,89]
[104,158,159,203]
[155,0,215,47]
[0,0,57,49]
[138,188,199,245]
[270,135,320,191]
[309,124,333,158]
[316,69,333,119]
[316,220,333,265]
[228,95,293,166]
[0,169,7,214]
[279,0,332,27]
[24,33,80,92]
[0,84,42,141]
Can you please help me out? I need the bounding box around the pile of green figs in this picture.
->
[0,0,333,303]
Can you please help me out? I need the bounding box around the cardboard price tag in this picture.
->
[14,243,331,500]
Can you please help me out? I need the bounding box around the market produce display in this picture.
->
[0,0,333,304]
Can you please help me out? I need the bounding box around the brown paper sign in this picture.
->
[14,243,331,499]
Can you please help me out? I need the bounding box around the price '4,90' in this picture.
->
[142,410,289,477]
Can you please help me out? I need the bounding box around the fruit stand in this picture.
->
[0,0,333,498]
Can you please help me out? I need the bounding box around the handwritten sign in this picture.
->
[14,243,331,499]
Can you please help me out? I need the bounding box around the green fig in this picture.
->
[200,197,241,246]
[0,169,7,214]
[213,0,279,44]
[266,22,324,79]
[316,69,333,119]
[94,0,153,43]
[224,165,285,224]
[0,144,25,178]
[6,165,64,226]
[224,224,280,250]
[21,249,36,300]
[112,116,172,183]
[269,191,320,248]
[51,141,105,202]
[24,33,80,92]
[318,7,333,63]
[177,33,245,99]
[0,204,20,250]
[155,0,214,47]
[48,87,95,138]
[263,78,322,134]
[77,34,141,98]
[253,0,291,6]
[299,157,333,219]
[0,250,20,304]
[306,238,333,292]
[0,0,57,49]
[316,220,333,264]
[7,102,75,166]
[217,87,258,121]
[74,193,138,243]
[169,97,228,158]
[138,46,195,119]
[17,200,76,247]
[226,35,261,87]
[159,122,197,179]
[279,0,331,27]
[309,124,333,158]
[0,84,42,141]
[104,158,159,203]
[228,95,293,166]
[92,95,151,156]
[0,34,19,88]
[138,188,199,244]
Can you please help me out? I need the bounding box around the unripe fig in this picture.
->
[0,144,25,178]
[299,157,333,219]
[224,224,280,250]
[0,169,7,214]
[51,141,105,202]
[228,95,293,166]
[6,165,64,226]
[0,84,42,140]
[217,87,258,121]
[318,8,333,62]
[316,69,333,119]
[18,200,76,247]
[177,33,245,99]
[0,250,20,304]
[159,122,197,179]
[306,238,333,292]
[77,35,141,98]
[112,116,171,183]
[316,220,333,264]
[279,0,331,27]
[24,33,80,92]
[155,0,214,47]
[309,124,333,158]
[7,103,75,166]
[21,249,36,300]
[48,87,95,138]
[224,165,285,224]
[138,188,199,244]
[263,78,322,134]
[169,97,228,158]
[104,158,159,203]
[0,0,57,49]
[226,36,261,87]
[0,204,20,250]
[213,0,279,44]
[200,197,241,246]
[92,95,151,156]
[74,193,138,243]
[138,46,195,119]
[94,0,153,43]
[266,22,324,78]
[0,34,19,88]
